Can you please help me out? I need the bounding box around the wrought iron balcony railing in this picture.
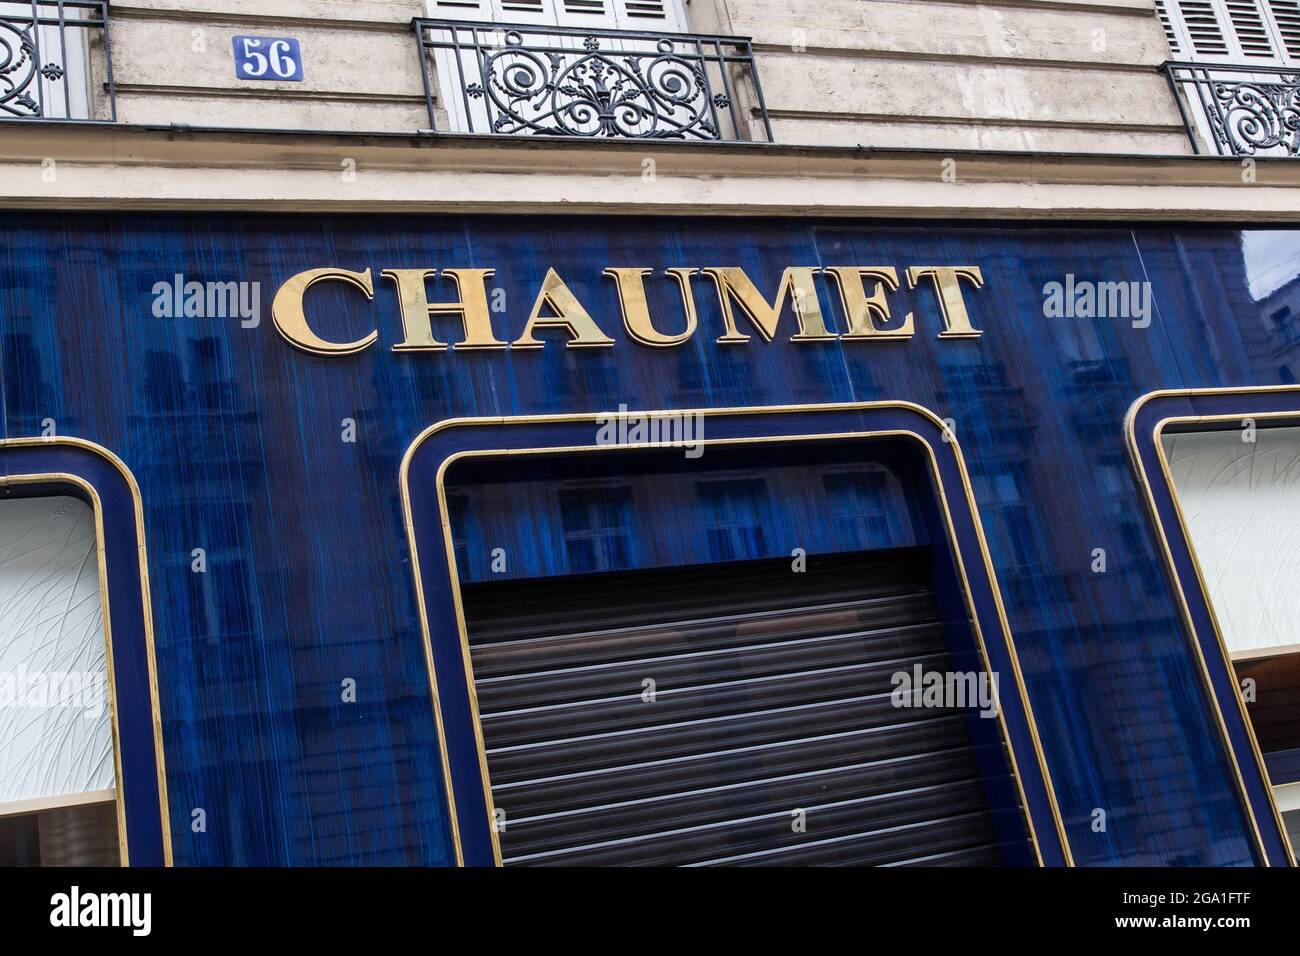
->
[414,19,773,142]
[0,1,114,121]
[1163,61,1300,157]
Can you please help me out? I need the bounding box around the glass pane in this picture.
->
[1163,425,1300,655]
[0,496,113,805]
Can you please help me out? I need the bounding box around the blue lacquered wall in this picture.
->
[0,212,1295,865]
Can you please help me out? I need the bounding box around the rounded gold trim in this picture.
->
[1124,386,1300,866]
[0,437,172,866]
[399,402,1074,867]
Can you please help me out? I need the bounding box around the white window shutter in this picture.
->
[494,0,557,23]
[1162,0,1298,63]
[427,0,495,22]
[1155,0,1186,56]
[430,0,688,31]
[1224,0,1281,58]
[1177,0,1234,58]
[427,0,558,24]
[613,0,687,31]
[556,0,619,28]
[1262,0,1300,59]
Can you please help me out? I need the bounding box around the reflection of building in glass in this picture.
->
[446,448,925,584]
[1258,275,1300,382]
[559,485,634,573]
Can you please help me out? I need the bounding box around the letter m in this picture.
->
[1096,281,1127,319]
[102,893,130,926]
[207,281,240,319]
[703,268,834,343]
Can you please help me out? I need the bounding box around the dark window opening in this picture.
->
[1234,651,1300,863]
[0,800,119,867]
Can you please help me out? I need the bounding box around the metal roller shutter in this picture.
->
[461,549,1021,866]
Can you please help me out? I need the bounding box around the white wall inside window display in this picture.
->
[1164,425,1300,656]
[0,496,112,805]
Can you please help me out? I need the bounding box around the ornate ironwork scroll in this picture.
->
[1164,62,1300,157]
[417,20,772,142]
[0,2,112,121]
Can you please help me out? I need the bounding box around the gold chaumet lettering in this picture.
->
[604,267,699,348]
[703,267,836,344]
[271,267,377,355]
[822,266,914,339]
[269,262,989,354]
[513,268,615,349]
[906,266,985,338]
[382,268,505,351]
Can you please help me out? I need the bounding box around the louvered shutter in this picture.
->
[555,0,620,28]
[1268,0,1300,57]
[1160,0,1299,64]
[1226,0,1282,57]
[1156,0,1186,55]
[614,0,687,30]
[495,0,558,24]
[427,0,687,30]
[427,0,494,22]
[462,550,1028,867]
[427,0,555,24]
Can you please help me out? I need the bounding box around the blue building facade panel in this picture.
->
[0,212,1292,865]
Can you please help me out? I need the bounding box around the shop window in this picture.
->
[1275,782,1300,850]
[440,437,1039,866]
[0,495,119,866]
[1163,424,1300,861]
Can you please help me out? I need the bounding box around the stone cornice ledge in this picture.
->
[0,123,1296,222]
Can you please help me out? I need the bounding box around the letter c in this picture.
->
[272,267,377,355]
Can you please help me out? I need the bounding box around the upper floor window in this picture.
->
[415,0,773,141]
[0,1,107,121]
[1158,0,1300,155]
[1157,0,1300,65]
[426,0,687,31]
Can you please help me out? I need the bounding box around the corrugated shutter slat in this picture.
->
[462,551,1024,866]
